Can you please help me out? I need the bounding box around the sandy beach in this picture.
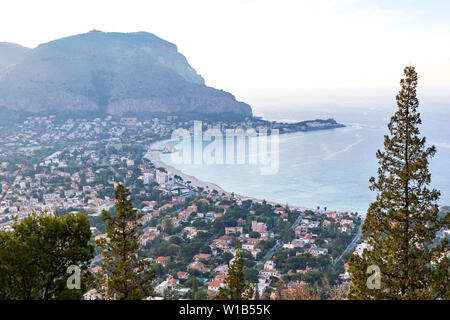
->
[145,139,311,211]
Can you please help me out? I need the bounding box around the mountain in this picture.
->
[0,42,30,70]
[0,31,252,119]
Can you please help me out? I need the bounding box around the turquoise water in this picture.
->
[161,105,450,213]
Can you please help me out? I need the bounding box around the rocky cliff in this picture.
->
[0,31,252,119]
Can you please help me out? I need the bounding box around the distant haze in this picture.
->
[1,0,450,109]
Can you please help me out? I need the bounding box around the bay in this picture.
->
[160,104,450,213]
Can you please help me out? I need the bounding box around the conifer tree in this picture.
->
[191,276,198,299]
[348,66,449,299]
[0,211,93,300]
[255,286,260,300]
[96,183,155,300]
[217,246,255,300]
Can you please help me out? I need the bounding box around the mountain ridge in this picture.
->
[0,31,252,119]
[0,42,31,71]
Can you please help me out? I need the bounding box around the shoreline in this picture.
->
[145,138,312,212]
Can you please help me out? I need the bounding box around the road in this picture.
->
[290,211,304,231]
[264,211,304,259]
[333,217,364,266]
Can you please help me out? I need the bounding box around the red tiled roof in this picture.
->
[156,256,167,263]
[208,280,223,288]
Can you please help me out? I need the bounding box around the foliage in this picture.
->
[348,66,450,300]
[216,246,255,300]
[96,183,155,299]
[0,211,93,299]
[282,281,321,300]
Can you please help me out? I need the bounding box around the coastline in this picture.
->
[145,138,311,211]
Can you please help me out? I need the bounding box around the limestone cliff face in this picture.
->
[0,31,252,118]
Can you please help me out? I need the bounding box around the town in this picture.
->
[0,114,364,300]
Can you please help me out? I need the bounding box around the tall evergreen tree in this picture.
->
[217,246,255,300]
[0,211,93,300]
[96,183,155,300]
[348,66,449,299]
[191,276,198,299]
[254,286,260,300]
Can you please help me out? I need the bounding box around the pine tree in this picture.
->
[255,286,260,300]
[191,276,198,299]
[348,66,449,300]
[217,246,255,300]
[0,211,93,299]
[96,183,155,300]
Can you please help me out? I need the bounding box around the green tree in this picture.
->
[194,290,207,300]
[163,287,179,300]
[161,216,175,235]
[221,251,234,264]
[243,268,259,282]
[96,183,155,300]
[0,211,93,299]
[217,246,255,300]
[255,287,260,300]
[191,276,198,299]
[249,231,261,238]
[348,66,450,300]
[282,226,295,243]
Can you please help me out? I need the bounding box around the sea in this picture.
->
[160,100,450,214]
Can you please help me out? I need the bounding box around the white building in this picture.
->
[83,289,103,300]
[264,260,275,270]
[355,242,371,257]
[156,171,168,185]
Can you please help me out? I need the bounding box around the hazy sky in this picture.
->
[1,0,450,107]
